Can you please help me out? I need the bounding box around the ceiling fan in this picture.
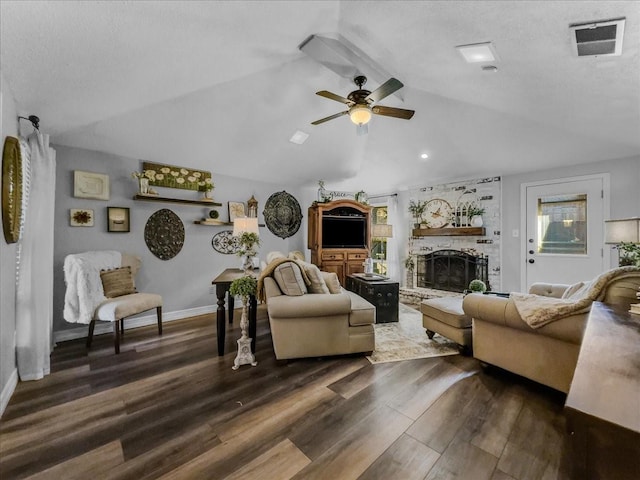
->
[311,75,415,134]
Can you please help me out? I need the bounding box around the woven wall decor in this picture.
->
[2,136,23,243]
[144,208,184,260]
[263,191,302,239]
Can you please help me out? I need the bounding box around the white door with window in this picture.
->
[522,175,609,290]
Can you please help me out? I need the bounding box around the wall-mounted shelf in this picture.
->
[194,220,265,227]
[133,194,222,207]
[412,227,485,237]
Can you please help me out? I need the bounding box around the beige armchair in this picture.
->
[63,252,162,354]
[463,268,640,393]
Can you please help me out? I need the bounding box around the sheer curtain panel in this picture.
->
[16,132,56,380]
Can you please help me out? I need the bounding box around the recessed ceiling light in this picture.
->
[420,153,429,159]
[289,130,309,145]
[456,42,499,63]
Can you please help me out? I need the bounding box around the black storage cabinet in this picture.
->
[345,275,399,323]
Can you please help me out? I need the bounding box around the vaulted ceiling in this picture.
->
[2,1,639,193]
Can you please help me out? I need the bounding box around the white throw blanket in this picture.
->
[511,266,640,328]
[63,251,122,324]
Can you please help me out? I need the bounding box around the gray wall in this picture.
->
[53,145,305,335]
[1,71,19,414]
[500,156,640,291]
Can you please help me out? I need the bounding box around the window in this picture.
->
[371,206,390,275]
[537,194,587,255]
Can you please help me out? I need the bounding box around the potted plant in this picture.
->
[617,242,640,266]
[229,275,258,370]
[202,181,215,200]
[467,205,486,227]
[468,279,487,294]
[236,232,260,273]
[408,200,427,229]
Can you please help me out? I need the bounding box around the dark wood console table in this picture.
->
[564,302,640,479]
[211,268,258,356]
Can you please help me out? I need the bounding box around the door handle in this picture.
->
[528,259,535,264]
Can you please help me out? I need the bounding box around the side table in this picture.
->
[346,274,399,323]
[211,268,258,356]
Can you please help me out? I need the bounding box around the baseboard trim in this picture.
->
[53,305,216,343]
[0,368,18,418]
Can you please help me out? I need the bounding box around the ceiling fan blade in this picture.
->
[311,110,349,125]
[316,90,353,105]
[372,105,415,120]
[365,78,403,103]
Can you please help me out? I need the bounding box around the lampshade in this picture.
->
[233,217,259,236]
[371,224,393,238]
[349,104,372,125]
[604,218,640,244]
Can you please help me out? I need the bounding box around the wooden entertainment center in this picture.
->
[308,199,371,285]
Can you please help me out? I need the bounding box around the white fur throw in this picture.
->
[63,251,122,324]
[512,266,640,328]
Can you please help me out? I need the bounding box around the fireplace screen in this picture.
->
[417,250,489,293]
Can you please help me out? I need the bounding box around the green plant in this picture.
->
[617,242,640,266]
[408,200,427,224]
[404,256,415,271]
[468,279,487,293]
[236,232,260,257]
[467,205,486,217]
[229,275,257,302]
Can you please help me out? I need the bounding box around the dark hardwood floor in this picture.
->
[0,304,574,480]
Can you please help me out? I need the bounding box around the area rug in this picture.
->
[367,303,460,364]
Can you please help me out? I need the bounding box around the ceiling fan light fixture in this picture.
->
[349,104,372,125]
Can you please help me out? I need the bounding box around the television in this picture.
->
[322,215,367,248]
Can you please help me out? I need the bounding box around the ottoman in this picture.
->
[420,297,472,352]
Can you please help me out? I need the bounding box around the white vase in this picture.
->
[139,177,149,194]
[470,215,483,227]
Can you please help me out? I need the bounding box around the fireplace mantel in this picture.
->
[412,227,485,237]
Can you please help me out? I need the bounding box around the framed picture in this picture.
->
[74,170,109,200]
[141,161,212,192]
[228,201,245,221]
[70,209,94,227]
[107,207,130,232]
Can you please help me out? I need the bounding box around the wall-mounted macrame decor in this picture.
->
[142,161,212,192]
[2,136,22,243]
[144,208,184,260]
[263,191,302,239]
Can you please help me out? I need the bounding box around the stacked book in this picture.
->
[630,287,640,315]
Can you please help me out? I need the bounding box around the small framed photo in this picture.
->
[74,170,110,200]
[107,207,130,232]
[70,209,94,227]
[228,201,245,221]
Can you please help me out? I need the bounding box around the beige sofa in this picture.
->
[463,270,640,393]
[263,270,376,360]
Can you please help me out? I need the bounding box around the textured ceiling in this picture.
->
[2,1,639,193]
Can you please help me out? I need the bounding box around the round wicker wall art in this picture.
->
[263,191,302,239]
[144,208,184,260]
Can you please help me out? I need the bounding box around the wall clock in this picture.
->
[424,198,452,228]
[2,136,23,244]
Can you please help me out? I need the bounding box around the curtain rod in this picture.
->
[368,193,398,200]
[18,115,40,131]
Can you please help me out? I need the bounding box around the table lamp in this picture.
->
[604,217,640,266]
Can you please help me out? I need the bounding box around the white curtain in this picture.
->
[386,195,400,282]
[16,131,56,381]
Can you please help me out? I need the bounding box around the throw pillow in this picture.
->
[266,251,287,264]
[100,266,136,298]
[323,272,342,294]
[273,262,308,296]
[561,281,586,299]
[300,262,330,294]
[288,250,305,261]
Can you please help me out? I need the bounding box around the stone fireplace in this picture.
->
[417,250,489,293]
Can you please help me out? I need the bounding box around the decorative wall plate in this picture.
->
[144,208,185,260]
[211,230,239,254]
[2,136,22,244]
[263,191,302,239]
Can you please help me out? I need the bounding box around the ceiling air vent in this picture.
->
[570,18,625,57]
